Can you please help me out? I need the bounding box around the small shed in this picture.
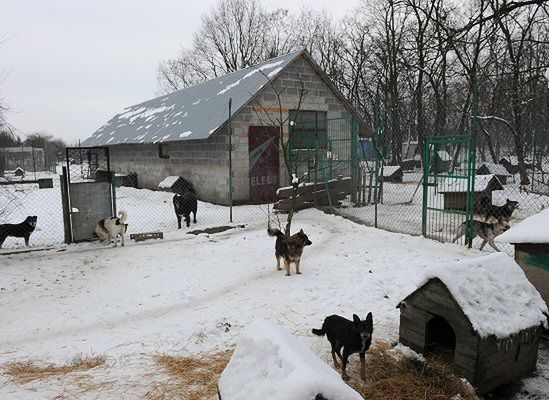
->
[438,174,503,213]
[476,162,511,185]
[497,208,549,308]
[381,165,403,182]
[397,253,547,394]
[158,175,195,195]
[14,167,25,177]
[401,155,422,171]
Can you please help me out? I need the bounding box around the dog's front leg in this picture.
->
[331,344,341,369]
[275,254,281,271]
[121,232,125,246]
[359,351,366,380]
[24,235,30,247]
[284,259,291,276]
[295,258,302,275]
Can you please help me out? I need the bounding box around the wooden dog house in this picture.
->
[397,253,547,394]
[497,208,549,308]
[476,162,512,185]
[381,165,403,183]
[438,174,503,213]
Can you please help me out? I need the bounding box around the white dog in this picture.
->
[95,210,128,247]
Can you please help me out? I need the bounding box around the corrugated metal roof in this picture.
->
[82,50,303,147]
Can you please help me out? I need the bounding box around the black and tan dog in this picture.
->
[267,227,312,276]
[313,313,374,381]
[481,198,519,223]
[0,216,38,249]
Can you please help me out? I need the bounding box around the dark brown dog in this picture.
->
[267,227,312,276]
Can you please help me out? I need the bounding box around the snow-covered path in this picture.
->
[0,210,546,399]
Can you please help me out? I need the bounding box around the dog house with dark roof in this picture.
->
[476,162,512,185]
[438,174,503,213]
[397,253,547,393]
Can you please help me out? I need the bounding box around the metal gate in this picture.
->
[62,147,115,242]
[288,116,359,206]
[422,135,476,245]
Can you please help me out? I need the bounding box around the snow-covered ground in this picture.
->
[0,209,547,399]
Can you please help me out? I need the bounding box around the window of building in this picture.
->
[159,142,170,158]
[288,110,327,149]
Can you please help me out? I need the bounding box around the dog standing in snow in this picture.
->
[312,313,374,381]
[95,210,128,247]
[267,227,312,276]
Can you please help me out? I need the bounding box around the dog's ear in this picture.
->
[353,314,361,327]
[365,312,373,328]
[299,229,304,233]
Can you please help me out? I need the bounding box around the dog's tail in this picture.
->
[267,227,284,238]
[118,210,128,224]
[312,325,326,336]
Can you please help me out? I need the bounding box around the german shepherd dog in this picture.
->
[95,211,128,246]
[313,313,374,381]
[0,216,38,249]
[267,227,312,276]
[481,198,519,223]
[452,220,510,252]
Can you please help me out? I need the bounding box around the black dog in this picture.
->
[0,216,38,249]
[173,192,197,228]
[313,313,373,381]
[481,198,519,223]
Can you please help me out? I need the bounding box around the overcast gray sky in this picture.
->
[1,0,358,144]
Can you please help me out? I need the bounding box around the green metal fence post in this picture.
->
[467,81,479,248]
[374,95,380,228]
[228,98,233,223]
[350,117,358,203]
[421,140,429,237]
[60,166,72,244]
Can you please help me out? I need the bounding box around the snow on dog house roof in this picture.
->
[497,208,549,244]
[476,162,511,177]
[438,174,503,193]
[398,253,548,339]
[82,50,304,147]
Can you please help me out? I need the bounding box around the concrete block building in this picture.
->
[82,50,362,204]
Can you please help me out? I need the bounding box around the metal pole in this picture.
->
[228,98,233,223]
[374,94,380,228]
[60,166,72,243]
[467,81,479,248]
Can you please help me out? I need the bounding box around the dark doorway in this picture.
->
[426,316,456,356]
[248,126,280,202]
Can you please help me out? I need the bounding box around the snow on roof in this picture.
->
[383,165,402,177]
[158,176,181,189]
[437,150,451,161]
[477,162,510,177]
[402,253,548,338]
[218,319,363,400]
[438,174,503,193]
[82,50,303,147]
[497,208,549,244]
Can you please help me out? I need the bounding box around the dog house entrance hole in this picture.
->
[426,316,456,358]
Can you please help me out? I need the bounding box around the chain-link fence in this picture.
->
[0,145,63,249]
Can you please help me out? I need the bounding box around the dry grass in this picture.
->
[3,355,106,384]
[347,340,478,400]
[146,350,233,400]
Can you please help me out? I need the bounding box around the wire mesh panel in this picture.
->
[0,146,63,250]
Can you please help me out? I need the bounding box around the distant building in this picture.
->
[3,147,45,172]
